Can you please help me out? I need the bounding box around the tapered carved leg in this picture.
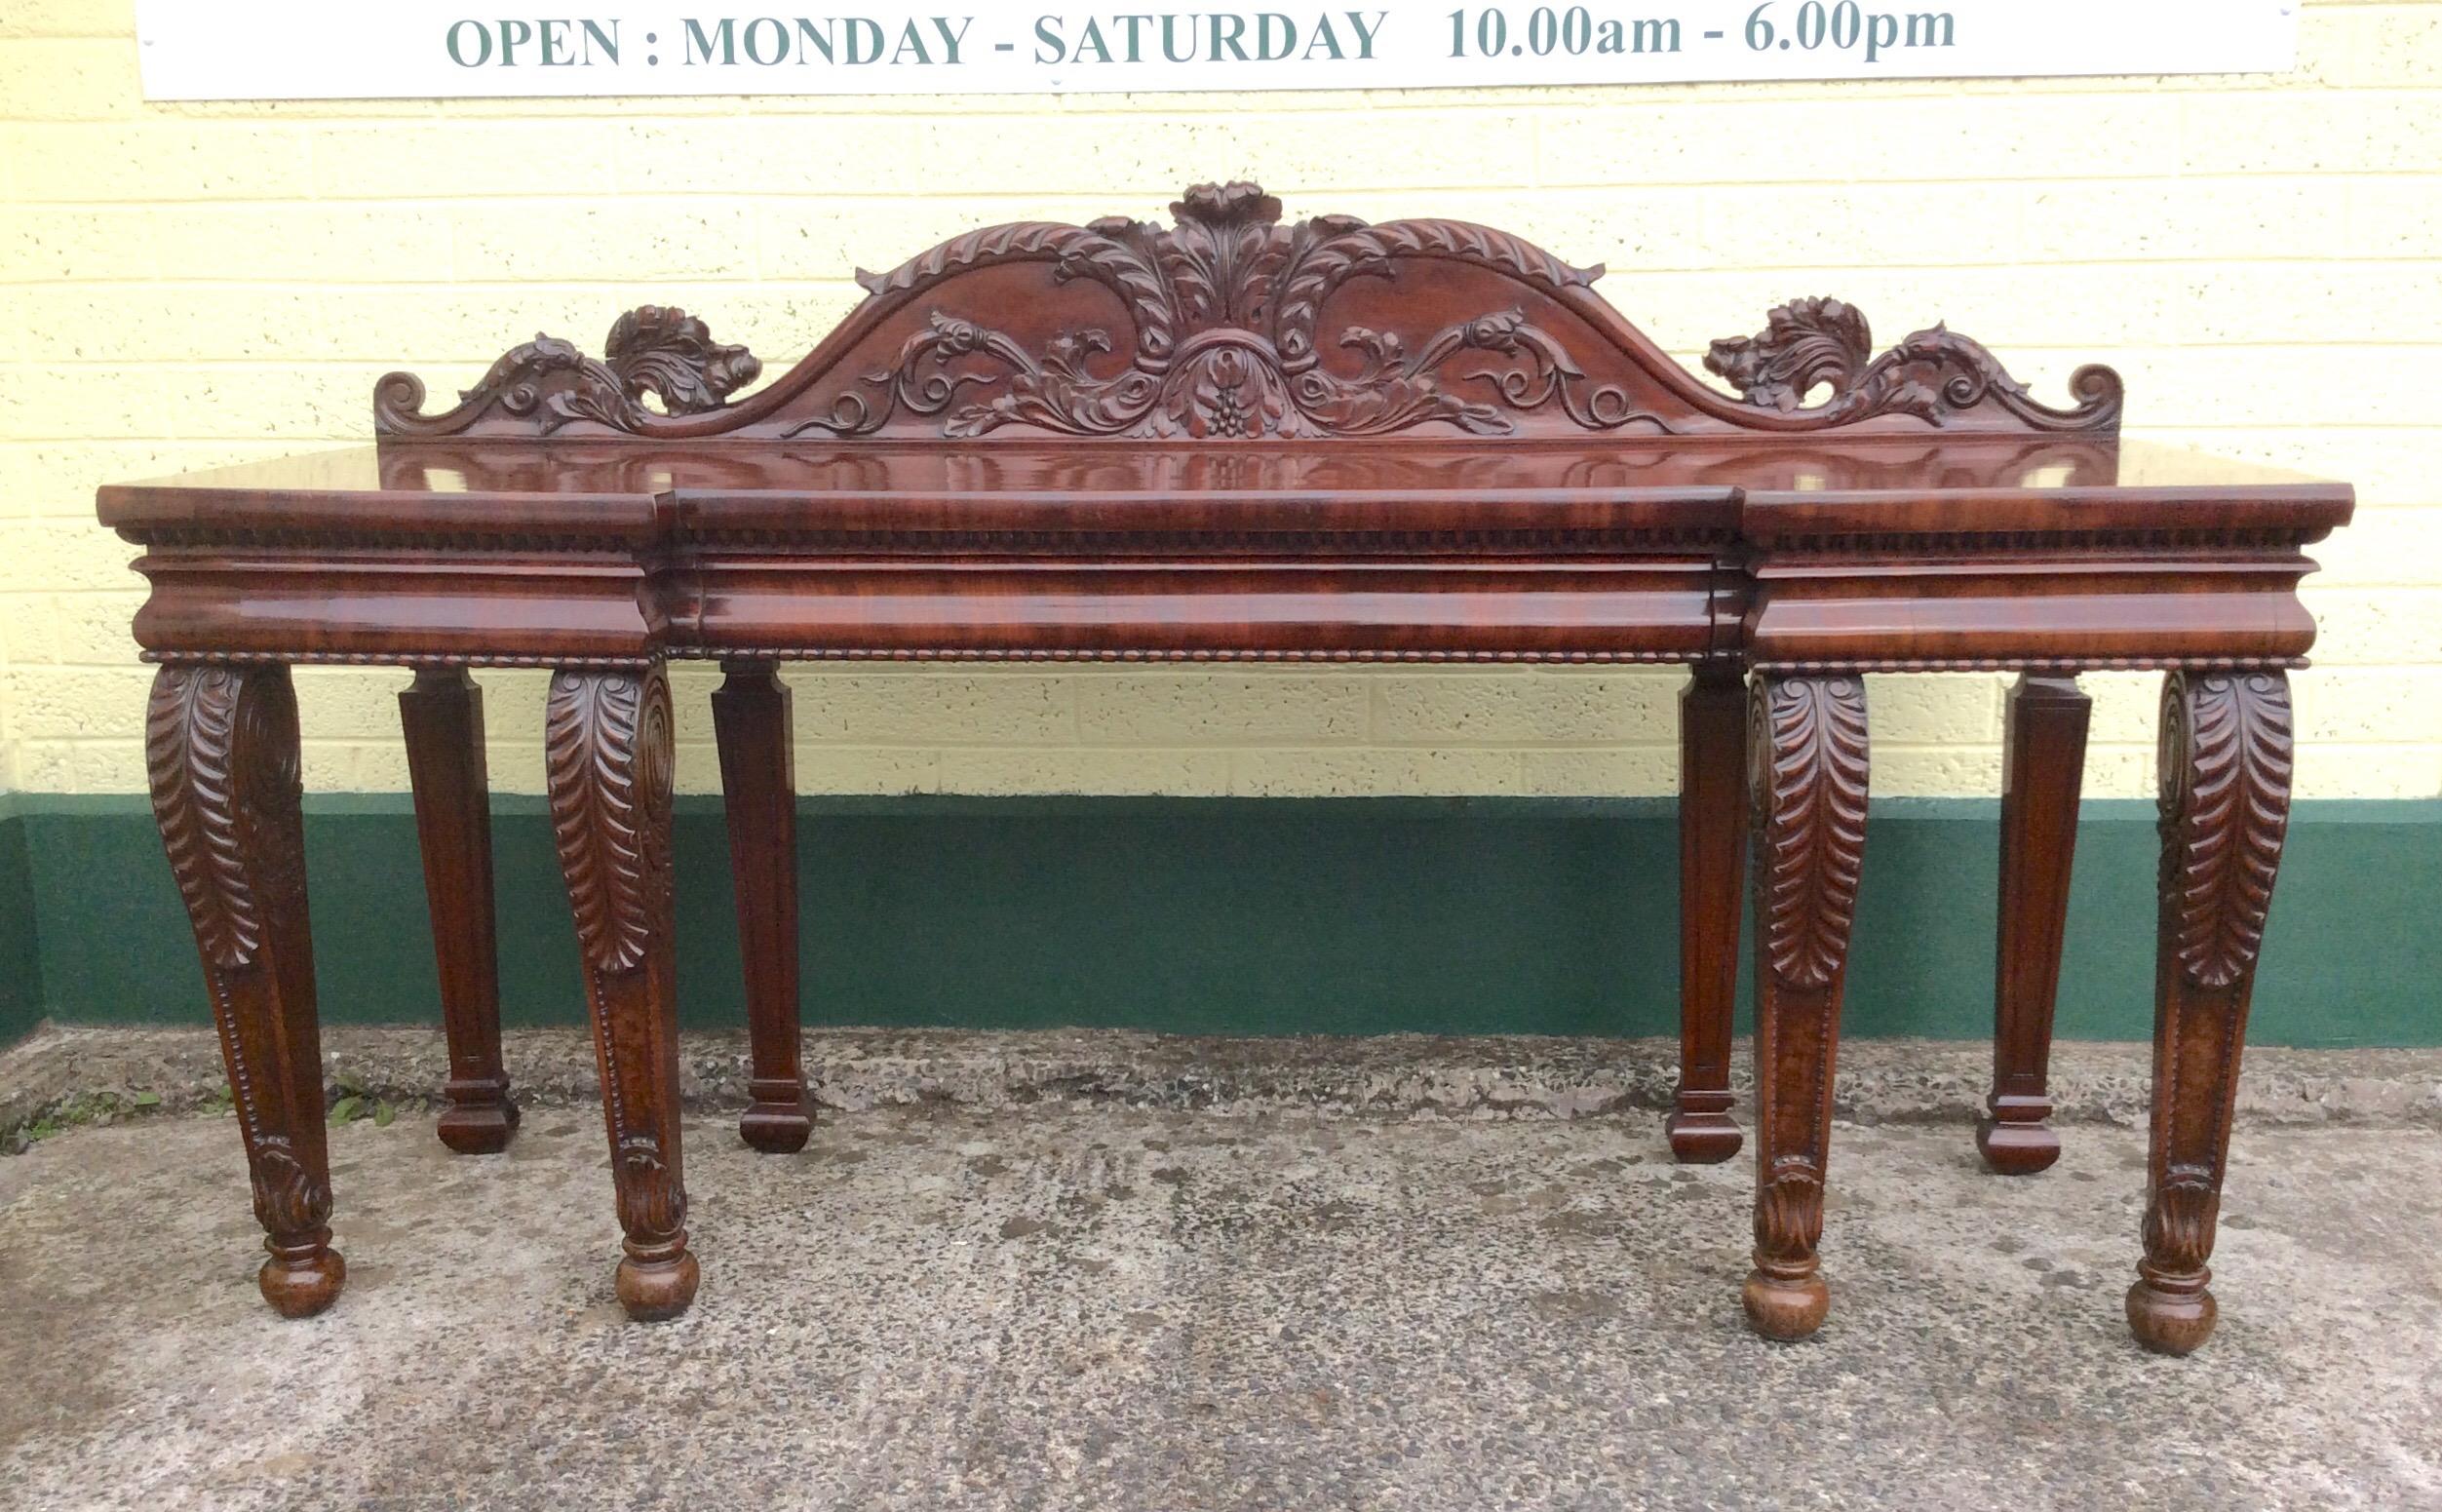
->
[1979,674,2090,1176]
[1669,662,1748,1163]
[712,660,814,1154]
[546,664,696,1322]
[147,664,343,1318]
[1742,674,1869,1342]
[399,668,520,1155]
[2128,671,2292,1356]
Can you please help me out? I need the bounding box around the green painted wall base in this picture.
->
[0,795,2434,1048]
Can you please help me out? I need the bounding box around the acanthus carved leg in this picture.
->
[545,663,697,1321]
[1743,673,1869,1341]
[1669,662,1748,1163]
[1980,674,2090,1175]
[712,660,814,1154]
[146,663,343,1318]
[399,668,520,1155]
[2128,670,2293,1355]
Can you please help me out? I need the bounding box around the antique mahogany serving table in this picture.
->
[97,183,2350,1353]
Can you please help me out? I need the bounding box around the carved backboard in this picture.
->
[376,180,2121,444]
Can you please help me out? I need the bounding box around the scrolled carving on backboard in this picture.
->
[1705,296,2122,432]
[791,180,1658,440]
[377,305,760,437]
[373,180,2125,440]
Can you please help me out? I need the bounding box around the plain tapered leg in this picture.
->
[146,663,344,1318]
[1669,661,1748,1163]
[1742,673,1869,1342]
[1979,674,2091,1175]
[712,660,814,1154]
[2127,671,2293,1355]
[399,667,520,1155]
[545,663,697,1322]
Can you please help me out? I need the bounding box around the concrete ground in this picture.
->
[2,1090,2439,1510]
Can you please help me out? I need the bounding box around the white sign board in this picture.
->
[136,2,2300,100]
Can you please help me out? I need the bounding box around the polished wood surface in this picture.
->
[399,668,520,1155]
[1668,662,1747,1163]
[101,432,2338,503]
[2129,670,2295,1355]
[1980,674,2091,1175]
[1741,674,1870,1340]
[546,665,697,1320]
[144,664,344,1317]
[98,182,2350,1346]
[370,182,2119,446]
[712,660,815,1154]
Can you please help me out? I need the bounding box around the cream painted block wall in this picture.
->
[2,0,2436,800]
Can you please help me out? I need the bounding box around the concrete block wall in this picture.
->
[2,0,2436,800]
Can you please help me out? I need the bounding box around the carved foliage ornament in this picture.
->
[1751,676,1871,992]
[795,180,1654,441]
[2160,672,2293,990]
[251,1136,334,1243]
[375,182,2121,439]
[146,664,303,972]
[544,666,687,1249]
[377,305,760,437]
[544,667,675,976]
[2142,1165,2222,1281]
[1754,1155,1825,1270]
[1704,295,2123,431]
[146,665,329,1242]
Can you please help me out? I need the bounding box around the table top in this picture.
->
[98,437,2351,545]
[107,436,2342,497]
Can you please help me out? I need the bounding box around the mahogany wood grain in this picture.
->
[1979,674,2091,1175]
[1668,662,1748,1163]
[95,183,2352,1344]
[145,664,344,1317]
[545,664,696,1321]
[398,668,520,1155]
[2127,671,2294,1355]
[1742,673,1870,1341]
[712,661,815,1154]
[370,185,2120,446]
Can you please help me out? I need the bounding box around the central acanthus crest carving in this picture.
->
[791,180,1654,441]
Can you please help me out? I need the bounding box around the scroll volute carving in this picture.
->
[374,180,2123,442]
[378,305,761,439]
[1705,296,2122,434]
[777,181,1678,443]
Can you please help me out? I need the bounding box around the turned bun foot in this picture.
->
[616,1252,700,1322]
[2126,1279,2217,1355]
[1975,1117,2061,1176]
[1665,1106,1743,1164]
[739,1101,813,1155]
[1742,1270,1830,1341]
[437,1098,521,1155]
[257,1249,346,1318]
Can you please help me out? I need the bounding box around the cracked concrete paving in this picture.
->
[2,1107,2438,1511]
